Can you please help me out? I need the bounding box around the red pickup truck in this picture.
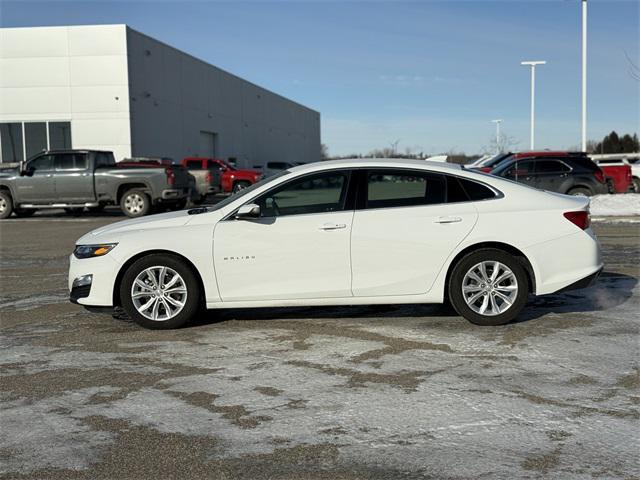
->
[592,158,633,193]
[181,157,263,193]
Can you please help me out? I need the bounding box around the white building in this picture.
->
[0,25,321,167]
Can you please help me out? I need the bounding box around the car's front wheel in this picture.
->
[449,248,529,326]
[119,254,201,329]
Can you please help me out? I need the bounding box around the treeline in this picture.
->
[589,131,639,154]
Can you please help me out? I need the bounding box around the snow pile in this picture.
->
[590,194,640,216]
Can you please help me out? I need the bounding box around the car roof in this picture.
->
[288,158,464,174]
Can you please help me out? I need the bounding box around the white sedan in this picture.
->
[69,159,602,329]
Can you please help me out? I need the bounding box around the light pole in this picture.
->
[521,61,546,150]
[491,119,503,153]
[581,0,588,152]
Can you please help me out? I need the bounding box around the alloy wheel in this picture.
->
[131,266,188,321]
[461,261,518,316]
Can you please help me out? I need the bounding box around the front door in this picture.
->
[350,169,478,296]
[53,153,95,202]
[14,154,56,203]
[213,170,354,301]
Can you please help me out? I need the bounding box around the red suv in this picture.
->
[181,157,263,193]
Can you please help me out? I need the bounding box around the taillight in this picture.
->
[564,211,590,230]
[593,169,605,184]
[480,167,492,173]
[166,168,175,186]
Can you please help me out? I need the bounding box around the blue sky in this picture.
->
[1,0,638,156]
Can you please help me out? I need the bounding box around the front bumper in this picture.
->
[68,254,119,307]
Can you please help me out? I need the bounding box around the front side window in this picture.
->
[28,154,54,171]
[503,160,535,178]
[253,171,349,217]
[365,170,445,209]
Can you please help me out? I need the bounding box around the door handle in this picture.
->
[319,223,347,231]
[435,216,462,224]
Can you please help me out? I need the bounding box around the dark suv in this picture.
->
[490,155,608,196]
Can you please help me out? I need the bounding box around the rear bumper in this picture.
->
[161,188,190,200]
[553,266,603,293]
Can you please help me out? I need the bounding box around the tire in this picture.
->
[567,187,592,197]
[633,178,640,194]
[119,253,201,329]
[14,208,36,217]
[448,248,529,326]
[120,189,151,217]
[0,191,14,219]
[232,181,250,193]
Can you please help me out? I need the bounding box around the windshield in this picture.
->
[207,170,290,211]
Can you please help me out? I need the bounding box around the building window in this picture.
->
[0,121,72,163]
[25,122,48,160]
[0,123,24,163]
[49,122,72,150]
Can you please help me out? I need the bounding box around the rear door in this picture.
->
[502,160,537,188]
[350,169,478,296]
[53,153,95,202]
[206,160,222,191]
[533,159,572,193]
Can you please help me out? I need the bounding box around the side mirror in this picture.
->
[235,203,260,219]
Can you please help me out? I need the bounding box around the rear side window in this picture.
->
[365,170,445,209]
[446,175,496,202]
[535,160,571,174]
[185,160,201,170]
[54,153,87,170]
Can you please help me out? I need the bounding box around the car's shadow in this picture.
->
[191,271,637,327]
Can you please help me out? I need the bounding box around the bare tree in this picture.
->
[481,132,520,155]
[624,50,640,82]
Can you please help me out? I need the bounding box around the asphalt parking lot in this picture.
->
[1,211,638,480]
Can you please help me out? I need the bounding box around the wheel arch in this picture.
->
[112,249,206,307]
[116,183,152,203]
[444,241,536,298]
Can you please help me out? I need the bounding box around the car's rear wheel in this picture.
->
[567,187,592,197]
[449,249,529,326]
[120,189,150,217]
[120,254,201,329]
[633,177,640,193]
[0,191,14,219]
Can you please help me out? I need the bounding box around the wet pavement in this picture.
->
[0,213,638,479]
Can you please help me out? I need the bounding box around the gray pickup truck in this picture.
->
[0,150,192,219]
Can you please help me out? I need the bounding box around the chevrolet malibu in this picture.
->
[69,159,602,329]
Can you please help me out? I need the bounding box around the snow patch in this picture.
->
[590,194,640,216]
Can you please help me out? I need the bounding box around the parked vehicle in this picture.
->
[628,157,640,192]
[0,150,191,219]
[490,155,608,196]
[262,161,296,177]
[69,159,602,329]
[182,157,261,194]
[180,157,223,202]
[467,152,513,172]
[591,158,633,194]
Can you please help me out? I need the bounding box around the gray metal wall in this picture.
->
[126,28,320,168]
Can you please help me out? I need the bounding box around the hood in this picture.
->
[83,209,193,240]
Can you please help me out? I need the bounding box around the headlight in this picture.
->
[73,243,117,259]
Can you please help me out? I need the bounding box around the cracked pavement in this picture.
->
[1,214,638,479]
